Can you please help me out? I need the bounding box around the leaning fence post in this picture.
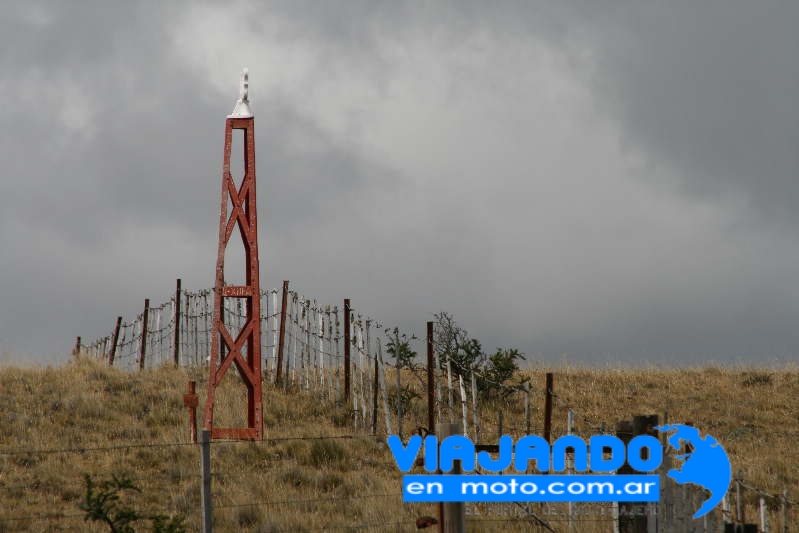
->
[377,340,392,436]
[108,316,122,366]
[139,299,150,371]
[199,428,213,533]
[275,280,289,385]
[173,279,181,367]
[73,336,81,357]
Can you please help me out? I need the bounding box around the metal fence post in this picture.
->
[200,429,213,533]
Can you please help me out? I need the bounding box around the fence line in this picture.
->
[74,285,797,531]
[79,283,436,445]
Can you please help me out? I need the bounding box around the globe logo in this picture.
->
[655,424,732,519]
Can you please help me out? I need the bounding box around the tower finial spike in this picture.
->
[229,67,253,118]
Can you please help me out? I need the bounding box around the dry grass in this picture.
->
[0,357,796,532]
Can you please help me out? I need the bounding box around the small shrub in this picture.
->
[316,472,344,491]
[330,405,353,428]
[79,473,186,533]
[13,453,38,468]
[278,440,307,459]
[237,506,262,528]
[742,373,772,386]
[280,468,311,487]
[308,439,345,467]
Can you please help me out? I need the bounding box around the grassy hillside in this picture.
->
[0,357,796,532]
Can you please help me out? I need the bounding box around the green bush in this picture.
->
[79,473,186,533]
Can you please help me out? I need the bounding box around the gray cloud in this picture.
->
[2,1,798,365]
[563,1,799,223]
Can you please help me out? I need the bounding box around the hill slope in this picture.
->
[0,357,796,532]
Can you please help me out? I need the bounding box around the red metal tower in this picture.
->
[203,69,263,440]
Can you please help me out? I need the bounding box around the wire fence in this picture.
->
[71,285,798,532]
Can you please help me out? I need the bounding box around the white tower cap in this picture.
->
[228,68,253,118]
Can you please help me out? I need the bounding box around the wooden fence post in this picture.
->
[372,346,379,435]
[446,357,454,419]
[108,316,122,366]
[199,429,213,533]
[439,422,465,533]
[344,299,351,404]
[543,372,553,444]
[524,381,531,434]
[498,411,503,438]
[377,340,392,436]
[139,299,150,371]
[73,336,81,356]
[567,408,575,531]
[173,279,181,367]
[458,374,468,437]
[275,280,289,385]
[427,321,435,435]
[470,371,479,443]
[183,381,198,444]
[395,330,402,440]
[616,415,659,533]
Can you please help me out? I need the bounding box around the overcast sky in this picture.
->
[2,1,799,365]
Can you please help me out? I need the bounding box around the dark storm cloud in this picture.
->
[552,1,799,224]
[267,0,799,225]
[2,1,799,364]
